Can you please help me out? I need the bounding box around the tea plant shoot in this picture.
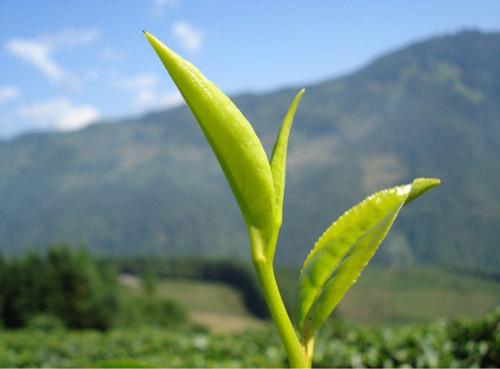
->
[144,31,440,368]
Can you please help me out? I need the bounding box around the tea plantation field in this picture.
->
[0,310,498,367]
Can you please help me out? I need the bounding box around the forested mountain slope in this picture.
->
[1,30,499,271]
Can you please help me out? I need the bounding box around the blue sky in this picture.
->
[0,0,499,138]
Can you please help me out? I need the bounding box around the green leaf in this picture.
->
[270,89,305,226]
[144,32,275,237]
[404,177,441,206]
[295,178,440,337]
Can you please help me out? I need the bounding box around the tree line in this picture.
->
[0,246,119,329]
[0,246,185,330]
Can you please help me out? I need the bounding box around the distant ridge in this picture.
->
[1,30,499,271]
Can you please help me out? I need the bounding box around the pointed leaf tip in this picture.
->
[144,32,276,238]
[404,178,441,206]
[269,89,305,230]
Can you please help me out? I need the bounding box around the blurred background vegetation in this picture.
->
[0,246,499,367]
[1,2,500,367]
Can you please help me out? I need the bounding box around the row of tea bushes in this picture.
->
[0,309,498,367]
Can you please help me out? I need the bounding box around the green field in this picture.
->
[155,279,266,332]
[0,310,497,367]
[276,265,499,326]
[1,257,499,367]
[121,275,266,333]
[122,265,500,331]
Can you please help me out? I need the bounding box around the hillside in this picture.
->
[1,30,499,271]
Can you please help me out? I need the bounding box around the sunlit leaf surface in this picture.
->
[296,178,440,337]
[145,32,275,236]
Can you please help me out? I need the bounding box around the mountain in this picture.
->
[1,30,499,271]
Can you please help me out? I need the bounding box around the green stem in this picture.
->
[250,229,309,368]
[302,336,315,368]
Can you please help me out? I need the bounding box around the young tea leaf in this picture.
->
[295,178,440,338]
[404,177,441,206]
[270,89,305,226]
[144,32,275,237]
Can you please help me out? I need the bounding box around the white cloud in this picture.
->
[159,91,184,108]
[172,21,203,52]
[114,73,158,91]
[134,90,183,112]
[6,29,100,90]
[152,0,180,17]
[6,39,68,86]
[0,86,20,104]
[41,29,100,49]
[17,98,99,131]
[112,72,183,113]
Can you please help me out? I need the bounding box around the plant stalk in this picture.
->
[302,336,315,368]
[250,229,309,368]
